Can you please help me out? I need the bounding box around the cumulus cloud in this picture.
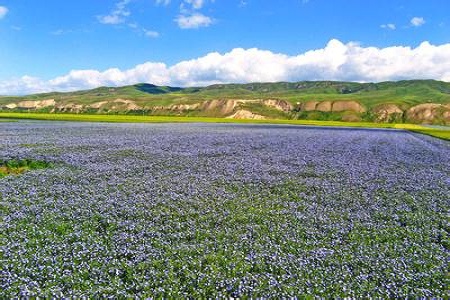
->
[411,17,425,27]
[0,6,8,19]
[381,23,396,30]
[2,39,450,95]
[98,0,131,25]
[47,62,169,90]
[175,13,213,29]
[0,76,49,95]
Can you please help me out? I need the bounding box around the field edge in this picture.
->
[0,112,449,141]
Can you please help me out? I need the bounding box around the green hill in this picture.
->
[1,80,450,124]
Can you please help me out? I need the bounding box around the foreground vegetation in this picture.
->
[0,159,52,177]
[0,112,448,140]
[1,122,448,297]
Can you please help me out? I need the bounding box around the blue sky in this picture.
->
[0,0,449,94]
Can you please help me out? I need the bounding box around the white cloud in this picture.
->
[411,17,425,27]
[51,29,74,36]
[99,1,162,38]
[176,0,214,29]
[46,62,169,91]
[143,29,160,38]
[184,0,205,9]
[98,0,131,25]
[381,23,396,30]
[0,6,8,19]
[156,0,171,5]
[2,39,450,95]
[0,76,49,95]
[156,0,210,8]
[98,14,123,25]
[175,13,213,29]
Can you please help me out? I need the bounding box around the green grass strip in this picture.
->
[407,129,450,140]
[0,112,448,140]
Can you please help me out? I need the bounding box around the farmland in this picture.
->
[0,121,449,297]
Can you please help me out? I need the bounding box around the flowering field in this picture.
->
[0,121,449,297]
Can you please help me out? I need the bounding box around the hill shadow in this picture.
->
[135,83,183,94]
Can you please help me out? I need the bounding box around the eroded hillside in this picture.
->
[1,80,450,124]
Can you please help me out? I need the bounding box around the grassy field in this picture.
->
[1,112,449,140]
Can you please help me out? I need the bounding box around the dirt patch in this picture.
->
[56,103,84,113]
[112,99,140,110]
[226,109,266,120]
[202,99,237,115]
[170,103,201,111]
[89,101,109,109]
[169,99,237,115]
[332,101,366,113]
[7,99,56,109]
[262,99,293,112]
[316,101,332,112]
[300,101,319,111]
[5,103,17,109]
[406,103,450,124]
[86,99,141,111]
[372,104,404,122]
[444,110,450,120]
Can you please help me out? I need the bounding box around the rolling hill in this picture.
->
[1,80,450,124]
